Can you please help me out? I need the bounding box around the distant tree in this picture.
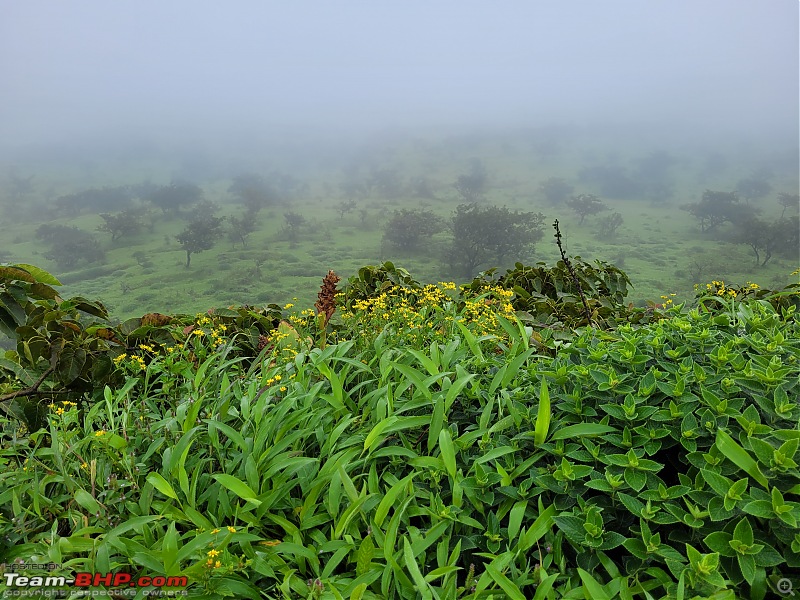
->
[634,150,677,203]
[736,177,772,204]
[681,190,757,233]
[335,200,358,220]
[410,177,437,200]
[448,204,545,277]
[35,224,105,269]
[8,171,35,200]
[538,177,574,206]
[382,209,445,251]
[283,212,306,246]
[55,185,133,215]
[453,159,488,202]
[175,215,224,267]
[368,168,405,199]
[132,251,153,268]
[597,212,624,238]
[128,181,159,200]
[268,170,305,199]
[578,165,642,199]
[777,192,800,219]
[228,211,257,248]
[339,178,369,200]
[190,199,220,220]
[97,208,146,242]
[734,216,799,267]
[566,194,607,224]
[148,182,203,215]
[228,173,279,214]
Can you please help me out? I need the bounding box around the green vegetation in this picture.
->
[2,133,797,320]
[1,259,799,599]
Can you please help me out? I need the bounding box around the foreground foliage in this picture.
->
[1,262,799,599]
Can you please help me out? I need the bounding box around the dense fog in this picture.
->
[1,1,796,158]
[1,2,798,319]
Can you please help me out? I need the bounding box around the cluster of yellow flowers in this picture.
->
[193,316,229,348]
[287,308,315,327]
[205,548,222,569]
[48,400,78,416]
[695,279,762,299]
[460,287,516,335]
[342,282,517,342]
[659,293,677,306]
[210,526,237,534]
[113,353,147,371]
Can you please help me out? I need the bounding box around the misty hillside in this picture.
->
[1,3,797,319]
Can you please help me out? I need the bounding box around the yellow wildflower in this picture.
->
[227,526,236,533]
[95,430,106,437]
[207,549,220,558]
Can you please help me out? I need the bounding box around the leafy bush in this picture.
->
[382,209,446,252]
[34,224,105,269]
[465,258,636,330]
[1,263,799,599]
[448,204,546,277]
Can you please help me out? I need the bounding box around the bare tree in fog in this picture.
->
[777,192,800,219]
[736,177,772,204]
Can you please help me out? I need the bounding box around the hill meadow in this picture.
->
[1,131,799,599]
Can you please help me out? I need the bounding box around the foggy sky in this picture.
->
[1,1,797,154]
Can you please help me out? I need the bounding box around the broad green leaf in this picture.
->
[439,429,457,478]
[56,346,87,384]
[518,504,556,552]
[74,489,102,514]
[715,429,769,488]
[578,568,611,600]
[550,422,616,441]
[14,264,62,285]
[213,474,262,506]
[403,537,433,600]
[534,379,551,446]
[162,522,179,573]
[485,562,526,600]
[374,474,414,528]
[356,535,374,577]
[364,416,430,453]
[507,500,527,541]
[147,473,178,501]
